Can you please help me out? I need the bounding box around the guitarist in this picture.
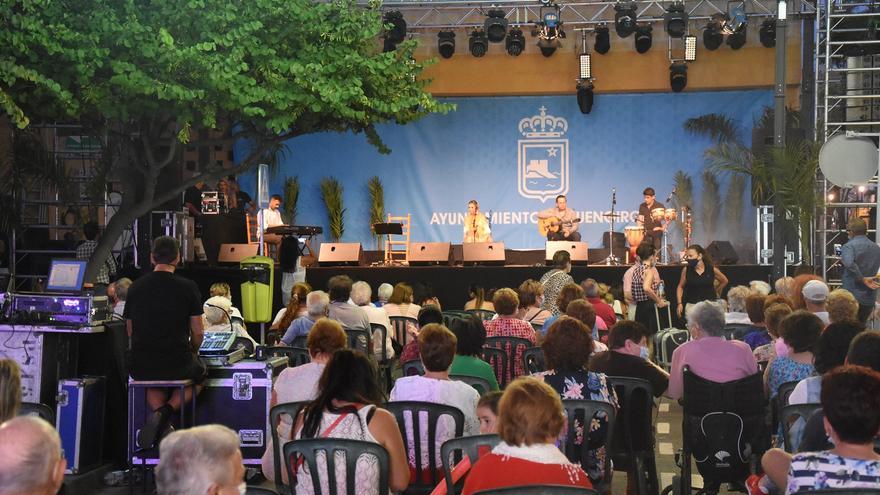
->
[537,195,581,241]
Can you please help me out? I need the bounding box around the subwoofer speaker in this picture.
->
[318,243,362,266]
[408,242,451,266]
[462,242,506,266]
[707,240,739,265]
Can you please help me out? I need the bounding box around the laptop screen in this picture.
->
[46,259,87,292]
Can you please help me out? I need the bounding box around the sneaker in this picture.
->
[746,474,769,495]
[137,404,172,449]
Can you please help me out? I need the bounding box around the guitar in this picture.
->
[537,217,582,236]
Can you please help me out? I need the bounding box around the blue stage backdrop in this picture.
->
[236,90,772,251]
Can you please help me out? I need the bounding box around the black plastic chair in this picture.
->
[484,336,532,388]
[723,324,753,341]
[385,401,465,495]
[449,373,494,395]
[780,403,822,454]
[402,359,425,376]
[560,399,616,492]
[606,377,659,495]
[390,316,419,348]
[480,346,509,389]
[246,487,280,494]
[269,401,309,494]
[772,379,801,436]
[283,438,390,495]
[440,434,501,495]
[530,322,543,334]
[18,402,56,425]
[521,346,546,374]
[290,335,308,348]
[345,328,373,356]
[371,322,392,391]
[264,346,310,367]
[474,484,598,494]
[466,309,496,321]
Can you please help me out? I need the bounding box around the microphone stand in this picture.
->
[603,188,620,266]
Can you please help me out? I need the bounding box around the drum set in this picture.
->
[620,206,693,264]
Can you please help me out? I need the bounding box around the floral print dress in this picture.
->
[533,369,618,484]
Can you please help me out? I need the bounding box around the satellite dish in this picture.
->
[819,134,878,187]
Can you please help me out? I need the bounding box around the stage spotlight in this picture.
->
[759,19,776,47]
[383,11,407,51]
[538,39,560,57]
[533,4,564,56]
[727,23,747,49]
[664,2,688,38]
[485,9,509,43]
[670,63,688,92]
[579,53,591,79]
[614,2,638,38]
[634,24,653,53]
[685,34,697,61]
[703,21,723,50]
[577,81,594,114]
[506,27,525,56]
[469,29,488,57]
[438,31,455,59]
[594,25,611,54]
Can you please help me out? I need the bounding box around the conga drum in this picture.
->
[625,225,645,262]
[664,208,677,221]
[651,207,666,221]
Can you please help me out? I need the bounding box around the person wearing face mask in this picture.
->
[675,244,728,320]
[515,279,552,326]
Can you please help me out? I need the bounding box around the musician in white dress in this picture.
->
[463,200,492,243]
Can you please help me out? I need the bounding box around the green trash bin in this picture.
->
[240,255,274,323]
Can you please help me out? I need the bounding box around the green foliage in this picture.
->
[700,170,721,243]
[684,114,741,144]
[321,177,345,242]
[284,176,300,224]
[367,176,385,245]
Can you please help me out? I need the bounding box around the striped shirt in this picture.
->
[786,451,880,493]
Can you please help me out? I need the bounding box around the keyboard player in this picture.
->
[257,194,285,249]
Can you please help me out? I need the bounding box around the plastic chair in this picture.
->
[385,401,465,495]
[390,316,419,348]
[606,377,659,495]
[283,438,390,495]
[269,401,309,495]
[345,328,373,356]
[772,379,801,435]
[466,309,496,321]
[18,402,56,425]
[449,374,494,395]
[780,403,822,454]
[480,347,509,389]
[290,336,308,348]
[521,346,546,374]
[484,336,532,388]
[371,322,392,391]
[560,400,617,492]
[440,434,501,495]
[264,346,310,367]
[530,322,543,334]
[723,324,753,341]
[246,487,280,494]
[402,360,425,376]
[474,487,598,495]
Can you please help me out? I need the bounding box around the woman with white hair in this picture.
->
[725,286,753,325]
[203,296,255,346]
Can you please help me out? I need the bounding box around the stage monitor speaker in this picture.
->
[462,242,506,266]
[707,240,739,265]
[408,242,451,266]
[545,241,589,265]
[602,231,626,249]
[318,242,362,266]
[218,243,259,263]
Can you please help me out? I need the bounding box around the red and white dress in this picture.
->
[461,442,593,494]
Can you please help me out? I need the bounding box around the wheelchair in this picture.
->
[663,366,769,495]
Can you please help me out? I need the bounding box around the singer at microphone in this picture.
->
[463,199,492,243]
[636,186,666,251]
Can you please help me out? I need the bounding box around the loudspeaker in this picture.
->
[408,242,451,266]
[318,243,362,266]
[545,241,589,265]
[602,231,626,249]
[462,242,506,266]
[218,243,259,263]
[707,240,739,265]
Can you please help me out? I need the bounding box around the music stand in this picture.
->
[373,223,403,265]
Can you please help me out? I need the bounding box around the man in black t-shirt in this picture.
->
[637,187,665,250]
[125,235,205,448]
[183,181,206,217]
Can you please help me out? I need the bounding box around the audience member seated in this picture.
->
[464,284,495,312]
[156,424,245,495]
[725,286,753,325]
[462,377,593,494]
[351,281,395,360]
[790,274,823,311]
[292,350,410,494]
[826,288,859,324]
[111,277,132,317]
[565,299,606,351]
[477,391,502,434]
[270,282,311,331]
[203,295,255,346]
[765,310,821,399]
[327,275,370,332]
[279,291,329,346]
[540,250,575,316]
[742,293,771,348]
[753,303,793,364]
[261,318,347,483]
[413,281,443,312]
[750,280,771,296]
[515,279,552,326]
[399,305,444,366]
[533,316,617,485]
[775,276,794,300]
[0,359,21,423]
[582,278,617,333]
[484,288,537,381]
[449,316,500,391]
[209,281,245,320]
[590,320,670,397]
[383,282,422,318]
[789,321,863,405]
[758,366,880,494]
[667,301,758,400]
[541,283,585,336]
[802,280,830,325]
[376,282,393,307]
[0,416,66,495]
